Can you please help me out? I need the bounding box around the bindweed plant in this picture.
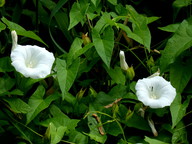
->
[0,0,192,143]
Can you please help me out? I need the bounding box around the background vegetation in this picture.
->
[0,0,192,143]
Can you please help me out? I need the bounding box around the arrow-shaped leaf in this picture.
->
[56,58,80,100]
[160,18,192,72]
[92,26,114,68]
[26,85,59,124]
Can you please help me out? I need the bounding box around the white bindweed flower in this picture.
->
[119,50,129,71]
[135,76,176,108]
[10,30,55,79]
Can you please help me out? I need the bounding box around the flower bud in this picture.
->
[119,50,135,80]
[146,56,155,68]
[125,108,134,121]
[44,122,52,140]
[82,33,91,45]
[76,88,86,100]
[125,66,135,80]
[119,50,128,71]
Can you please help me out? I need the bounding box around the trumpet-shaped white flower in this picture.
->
[135,76,176,108]
[10,30,55,79]
[119,50,129,71]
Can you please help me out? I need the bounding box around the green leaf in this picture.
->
[92,26,114,68]
[158,23,180,33]
[0,89,24,97]
[147,16,161,24]
[94,85,127,108]
[104,121,122,136]
[126,5,151,51]
[94,12,112,32]
[48,122,67,144]
[145,136,170,144]
[17,77,41,93]
[0,21,6,32]
[49,0,68,19]
[108,0,117,5]
[68,130,88,144]
[10,121,33,144]
[170,94,190,128]
[0,75,15,95]
[26,85,59,124]
[67,38,83,65]
[1,17,47,46]
[56,58,67,99]
[170,54,192,93]
[108,84,128,98]
[91,0,100,7]
[54,11,73,43]
[0,0,5,7]
[125,113,151,131]
[0,57,14,72]
[40,0,56,10]
[160,18,192,72]
[173,0,192,8]
[67,38,93,66]
[124,92,138,101]
[116,23,143,45]
[95,92,115,107]
[39,105,79,130]
[104,66,126,85]
[3,98,30,113]
[118,139,127,144]
[56,58,80,100]
[172,121,188,144]
[68,2,89,30]
[115,3,128,16]
[76,43,94,59]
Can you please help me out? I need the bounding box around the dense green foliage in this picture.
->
[0,0,192,143]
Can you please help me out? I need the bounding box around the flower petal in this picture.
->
[11,45,55,79]
[135,76,176,108]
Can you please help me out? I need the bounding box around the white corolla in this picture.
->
[135,76,176,108]
[119,50,129,71]
[10,30,55,79]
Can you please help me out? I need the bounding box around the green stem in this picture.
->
[85,111,128,143]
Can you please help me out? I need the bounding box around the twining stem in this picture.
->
[92,113,105,135]
[104,98,122,108]
[84,111,128,143]
[184,110,192,117]
[175,123,192,131]
[86,14,93,29]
